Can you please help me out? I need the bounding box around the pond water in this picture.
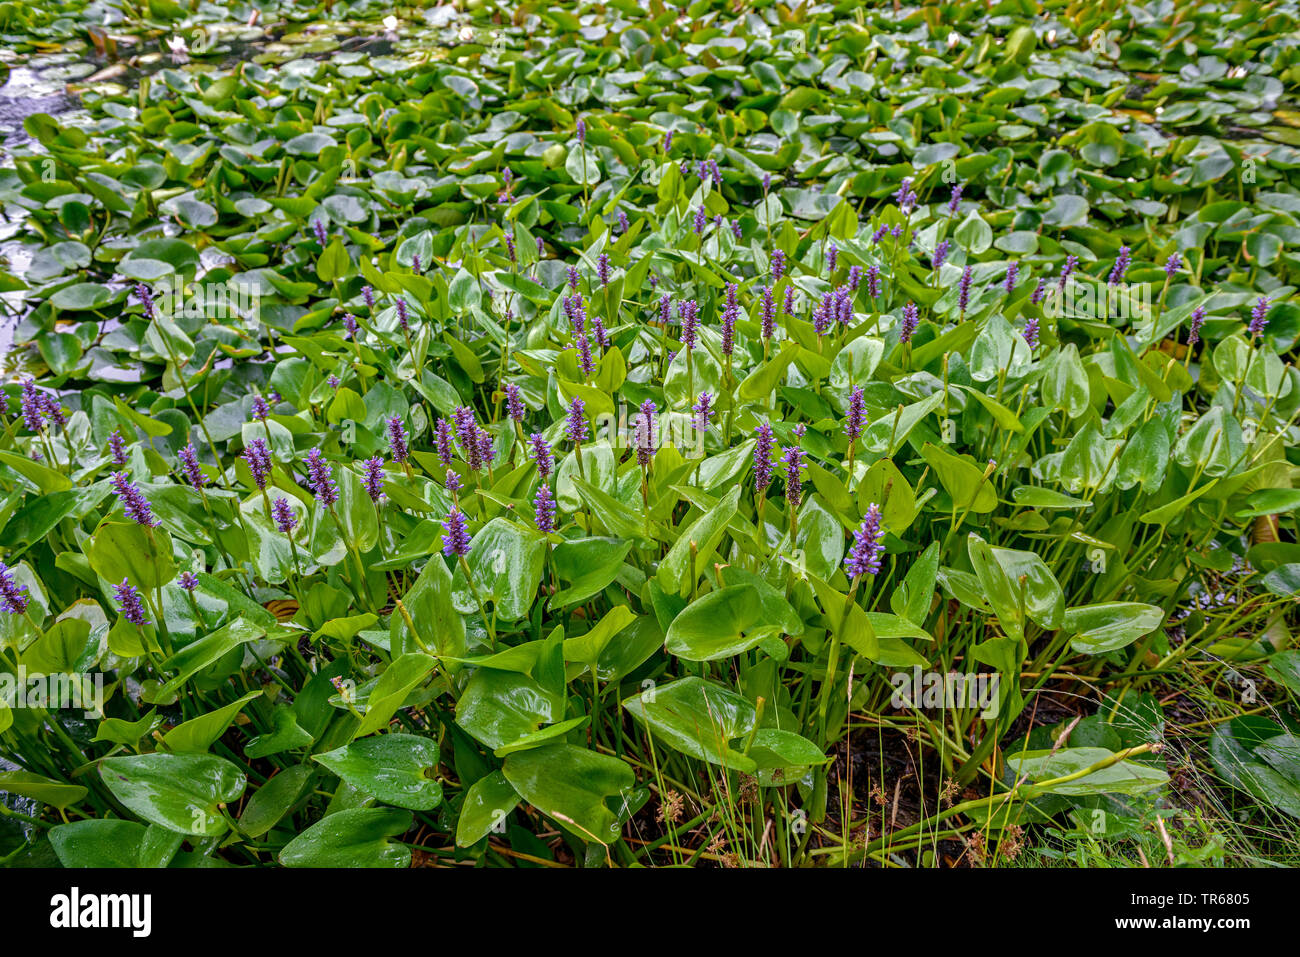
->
[0,62,81,372]
[0,21,408,377]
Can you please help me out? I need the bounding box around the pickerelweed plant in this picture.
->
[0,0,1296,871]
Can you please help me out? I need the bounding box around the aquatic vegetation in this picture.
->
[0,0,1297,870]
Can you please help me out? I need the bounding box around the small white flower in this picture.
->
[458,25,476,43]
[946,31,961,50]
[383,15,399,32]
[1046,29,1057,45]
[1227,65,1247,79]
[166,35,189,63]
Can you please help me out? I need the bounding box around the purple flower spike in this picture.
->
[529,433,554,479]
[533,482,556,534]
[1023,317,1039,350]
[178,443,209,490]
[243,438,272,491]
[1164,253,1181,278]
[848,265,863,292]
[1030,277,1048,305]
[783,285,796,315]
[947,184,963,217]
[110,472,160,527]
[312,218,328,247]
[563,293,582,335]
[477,427,496,470]
[327,375,341,390]
[721,283,738,357]
[1188,306,1207,346]
[813,291,834,336]
[272,497,298,534]
[178,571,199,592]
[866,265,882,299]
[504,230,516,263]
[894,178,918,215]
[771,249,787,280]
[618,210,629,234]
[576,118,586,144]
[692,392,714,435]
[1003,260,1020,294]
[664,129,674,153]
[435,418,455,468]
[536,236,545,257]
[826,242,839,275]
[362,285,376,311]
[20,379,44,433]
[567,264,580,291]
[781,446,805,510]
[250,393,270,422]
[0,561,30,614]
[566,397,588,446]
[446,469,461,494]
[343,313,359,339]
[598,252,612,286]
[634,400,657,467]
[958,265,974,316]
[134,283,156,320]
[113,579,149,626]
[590,311,610,351]
[679,299,699,351]
[36,391,65,431]
[1058,254,1078,291]
[108,429,128,467]
[843,504,884,579]
[304,448,339,507]
[453,407,481,470]
[844,386,866,442]
[505,382,526,422]
[693,204,708,235]
[395,296,410,332]
[754,423,775,491]
[761,286,776,340]
[442,508,471,557]
[837,286,853,326]
[1108,246,1131,286]
[387,417,410,463]
[900,302,919,344]
[933,239,952,271]
[575,331,595,379]
[363,456,386,503]
[1249,296,1271,338]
